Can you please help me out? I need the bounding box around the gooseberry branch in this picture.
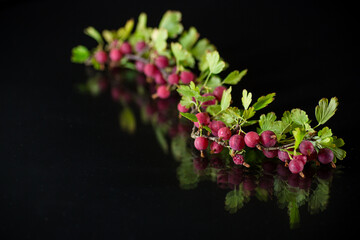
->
[71,10,346,178]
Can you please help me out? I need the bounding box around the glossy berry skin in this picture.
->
[233,154,245,165]
[260,130,277,147]
[229,135,245,151]
[299,140,315,156]
[177,103,189,113]
[154,72,166,85]
[318,148,334,164]
[109,48,123,62]
[144,64,158,78]
[278,150,291,162]
[244,131,260,148]
[155,56,169,69]
[194,137,209,150]
[209,121,226,137]
[168,73,180,85]
[94,50,107,64]
[213,86,226,101]
[135,61,145,72]
[288,159,304,174]
[293,154,307,165]
[210,141,224,154]
[263,149,278,158]
[120,42,132,54]
[156,85,170,99]
[135,41,146,52]
[217,127,232,140]
[180,71,195,84]
[195,112,211,126]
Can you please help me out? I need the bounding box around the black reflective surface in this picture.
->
[1,0,358,239]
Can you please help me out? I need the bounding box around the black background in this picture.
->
[0,0,358,239]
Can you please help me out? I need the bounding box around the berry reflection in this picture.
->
[79,68,342,229]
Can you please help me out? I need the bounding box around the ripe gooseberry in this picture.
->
[94,50,107,64]
[180,71,194,84]
[217,127,232,140]
[229,134,245,151]
[244,131,260,148]
[156,85,170,99]
[260,130,277,147]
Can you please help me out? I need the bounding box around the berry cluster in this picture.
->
[72,10,346,178]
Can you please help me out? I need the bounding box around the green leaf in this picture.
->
[177,85,200,98]
[222,69,247,85]
[259,112,277,132]
[180,112,198,122]
[136,12,147,32]
[191,38,215,60]
[315,97,339,125]
[291,109,309,126]
[206,76,222,90]
[171,42,195,68]
[241,89,252,110]
[151,28,168,54]
[281,111,293,126]
[203,126,212,133]
[318,127,333,139]
[102,30,116,43]
[84,26,103,44]
[271,121,290,140]
[198,95,215,103]
[179,27,199,50]
[71,45,90,63]
[206,105,221,116]
[117,19,135,40]
[206,51,225,74]
[129,12,152,44]
[243,107,256,120]
[220,86,232,111]
[327,146,346,160]
[252,93,276,111]
[292,127,306,151]
[219,107,241,126]
[198,54,209,72]
[91,57,101,70]
[242,120,258,127]
[180,96,195,108]
[189,81,196,90]
[159,10,183,38]
[332,136,345,148]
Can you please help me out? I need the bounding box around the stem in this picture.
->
[124,54,169,79]
[202,72,212,91]
[190,125,230,149]
[192,127,316,153]
[124,54,148,63]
